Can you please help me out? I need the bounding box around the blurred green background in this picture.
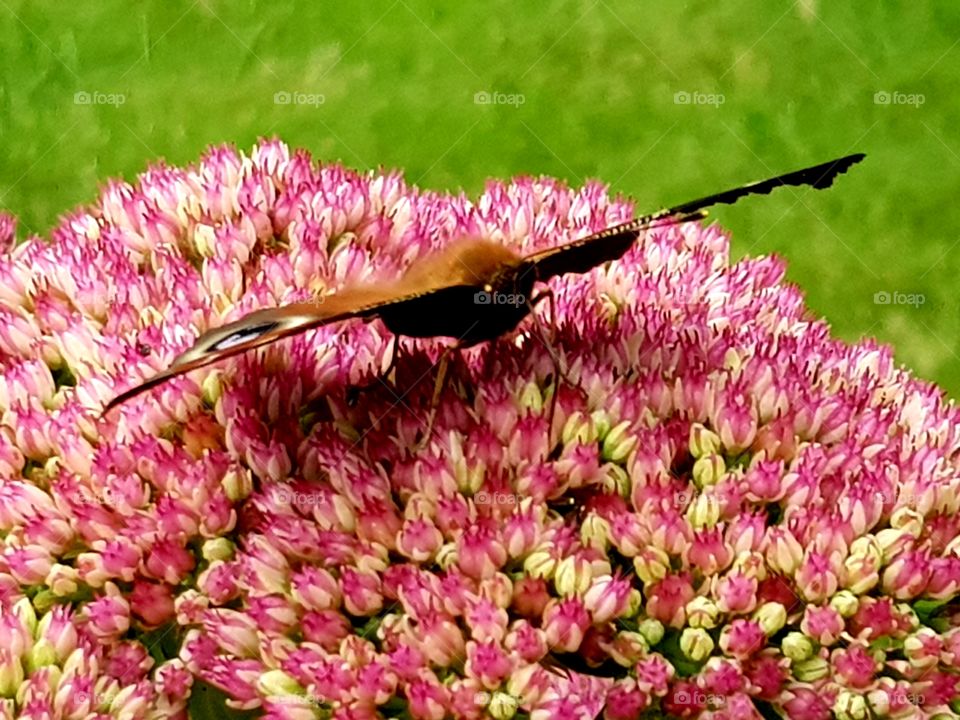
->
[1,1,959,395]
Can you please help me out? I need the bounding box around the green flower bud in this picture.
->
[754,602,787,636]
[633,547,670,584]
[792,656,830,682]
[829,590,859,618]
[524,549,556,580]
[689,423,722,458]
[257,668,304,697]
[0,653,23,698]
[26,639,58,673]
[489,691,519,720]
[602,421,638,463]
[554,556,591,597]
[12,598,37,635]
[781,632,814,661]
[680,627,714,662]
[636,617,665,647]
[692,454,725,488]
[562,412,596,445]
[201,370,223,405]
[436,542,458,570]
[222,467,253,501]
[833,689,869,720]
[686,490,721,529]
[202,538,236,562]
[602,463,631,497]
[518,380,544,413]
[686,596,720,630]
[583,410,608,441]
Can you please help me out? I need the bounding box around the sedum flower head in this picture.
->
[0,139,958,718]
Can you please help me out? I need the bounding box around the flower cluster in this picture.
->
[0,139,958,719]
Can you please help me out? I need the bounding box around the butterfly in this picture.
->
[103,153,865,439]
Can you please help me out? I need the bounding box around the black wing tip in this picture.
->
[808,152,866,188]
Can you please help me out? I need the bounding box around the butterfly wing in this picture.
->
[666,152,865,215]
[521,153,865,282]
[103,239,522,415]
[518,211,705,282]
[102,286,426,414]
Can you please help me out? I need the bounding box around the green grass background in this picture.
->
[2,1,959,395]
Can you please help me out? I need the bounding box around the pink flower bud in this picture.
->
[418,611,466,666]
[713,572,758,615]
[795,550,840,603]
[129,579,176,626]
[542,598,591,652]
[504,620,548,663]
[457,521,507,580]
[84,588,131,640]
[602,678,649,720]
[406,671,449,720]
[635,653,675,697]
[340,568,383,616]
[800,605,844,646]
[645,573,694,629]
[583,573,632,624]
[464,639,513,690]
[718,619,766,660]
[831,643,878,688]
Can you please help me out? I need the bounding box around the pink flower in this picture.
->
[602,678,649,720]
[719,619,766,660]
[800,605,844,646]
[464,639,513,689]
[1,140,958,716]
[542,598,591,652]
[779,685,833,720]
[407,671,449,720]
[129,578,176,626]
[582,573,632,624]
[457,520,508,580]
[83,586,131,640]
[646,573,695,628]
[831,643,877,688]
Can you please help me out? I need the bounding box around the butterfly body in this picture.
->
[376,238,535,344]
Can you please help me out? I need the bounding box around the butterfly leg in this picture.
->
[413,343,458,452]
[346,335,401,406]
[526,290,571,445]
